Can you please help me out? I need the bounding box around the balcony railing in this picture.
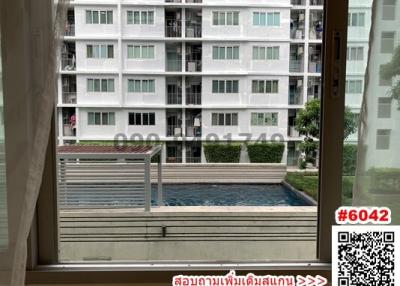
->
[186,22,202,38]
[61,58,76,71]
[310,27,323,40]
[165,20,182,37]
[186,126,201,137]
[167,93,182,105]
[186,0,202,3]
[166,59,182,72]
[289,60,304,73]
[166,0,182,2]
[291,28,305,39]
[62,92,77,104]
[308,60,322,73]
[186,92,201,105]
[63,124,75,137]
[288,126,300,137]
[186,60,202,72]
[65,24,75,36]
[289,91,303,105]
[167,125,182,137]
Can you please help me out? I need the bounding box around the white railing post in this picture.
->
[144,156,151,211]
[157,151,163,206]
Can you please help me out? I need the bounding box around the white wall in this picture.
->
[77,75,120,105]
[75,6,119,37]
[76,41,119,72]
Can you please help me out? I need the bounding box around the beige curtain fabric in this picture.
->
[0,1,68,285]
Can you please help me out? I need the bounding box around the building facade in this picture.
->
[57,0,370,164]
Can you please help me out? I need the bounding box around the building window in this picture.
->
[345,80,363,94]
[127,11,154,25]
[212,80,239,93]
[87,45,114,59]
[87,79,115,92]
[253,46,280,60]
[378,97,392,118]
[383,0,396,20]
[348,12,365,27]
[88,112,115,125]
[128,112,156,125]
[127,45,155,59]
[211,113,238,126]
[381,32,395,53]
[346,47,364,61]
[212,46,240,60]
[86,10,113,24]
[253,12,280,26]
[251,112,278,126]
[128,79,155,93]
[376,129,391,150]
[251,80,279,93]
[212,11,239,26]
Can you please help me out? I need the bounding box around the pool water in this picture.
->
[151,184,312,206]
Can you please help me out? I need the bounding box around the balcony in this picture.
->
[166,44,183,72]
[186,142,201,163]
[290,10,305,40]
[167,77,182,105]
[186,9,202,38]
[64,9,75,36]
[165,9,182,37]
[65,24,75,37]
[165,19,182,38]
[290,44,304,73]
[186,110,201,137]
[62,107,76,137]
[289,77,303,105]
[288,126,300,137]
[63,92,77,104]
[167,110,183,137]
[166,142,183,163]
[186,93,201,105]
[186,60,201,72]
[186,0,202,3]
[62,75,76,104]
[309,11,323,40]
[61,42,76,71]
[186,21,201,38]
[186,44,202,72]
[309,44,322,73]
[307,77,322,100]
[289,60,304,73]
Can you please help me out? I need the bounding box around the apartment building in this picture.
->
[361,0,400,169]
[57,0,370,164]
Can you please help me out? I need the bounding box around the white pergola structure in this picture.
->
[57,145,163,211]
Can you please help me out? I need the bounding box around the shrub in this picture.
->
[247,143,284,163]
[368,168,400,194]
[342,176,354,206]
[203,143,241,163]
[343,144,358,176]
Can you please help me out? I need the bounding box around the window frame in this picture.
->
[6,0,346,281]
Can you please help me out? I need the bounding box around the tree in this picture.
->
[380,45,400,107]
[295,99,357,168]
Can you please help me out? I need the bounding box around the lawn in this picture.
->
[285,172,354,204]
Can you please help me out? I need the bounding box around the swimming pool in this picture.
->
[151,184,312,206]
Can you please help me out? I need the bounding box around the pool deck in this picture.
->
[61,205,317,214]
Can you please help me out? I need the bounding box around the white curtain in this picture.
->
[353,0,400,224]
[0,0,68,285]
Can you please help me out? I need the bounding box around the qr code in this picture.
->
[336,230,395,286]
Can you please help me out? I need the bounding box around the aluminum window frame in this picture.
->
[0,0,349,282]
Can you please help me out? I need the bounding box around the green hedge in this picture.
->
[368,168,400,193]
[343,144,358,175]
[203,143,241,163]
[247,143,285,163]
